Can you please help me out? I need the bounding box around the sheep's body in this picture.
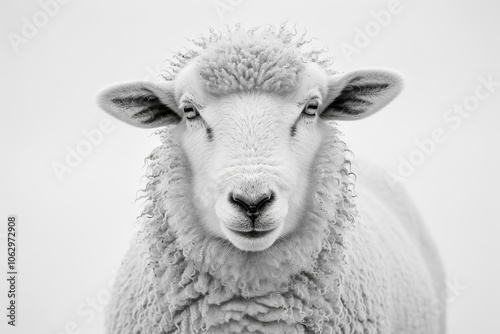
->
[99,26,445,333]
[105,129,445,333]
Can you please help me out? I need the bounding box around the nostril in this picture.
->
[230,193,253,214]
[253,193,273,213]
[229,192,274,217]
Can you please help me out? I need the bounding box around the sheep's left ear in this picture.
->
[321,69,403,120]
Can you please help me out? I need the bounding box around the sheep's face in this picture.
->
[173,63,329,251]
[98,62,402,252]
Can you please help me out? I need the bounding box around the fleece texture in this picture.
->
[161,24,336,93]
[105,126,443,333]
[104,26,445,333]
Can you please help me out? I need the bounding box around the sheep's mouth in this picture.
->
[229,228,275,238]
[224,226,281,251]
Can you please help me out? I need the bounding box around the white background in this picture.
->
[1,0,499,333]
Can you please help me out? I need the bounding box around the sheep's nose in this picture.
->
[229,192,273,218]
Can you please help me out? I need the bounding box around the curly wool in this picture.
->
[162,24,336,94]
[106,124,365,333]
[105,25,441,334]
[106,124,439,333]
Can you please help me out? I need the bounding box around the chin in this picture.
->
[221,224,283,252]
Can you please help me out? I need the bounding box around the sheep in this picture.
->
[97,25,446,334]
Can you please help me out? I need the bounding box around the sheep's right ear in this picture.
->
[97,81,182,128]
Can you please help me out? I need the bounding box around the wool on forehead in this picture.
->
[164,25,335,94]
[197,30,306,94]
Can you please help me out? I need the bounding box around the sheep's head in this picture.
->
[98,29,402,252]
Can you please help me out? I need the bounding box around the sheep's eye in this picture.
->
[302,99,319,117]
[183,104,199,120]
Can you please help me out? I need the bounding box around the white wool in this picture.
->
[101,25,446,334]
[105,127,445,333]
